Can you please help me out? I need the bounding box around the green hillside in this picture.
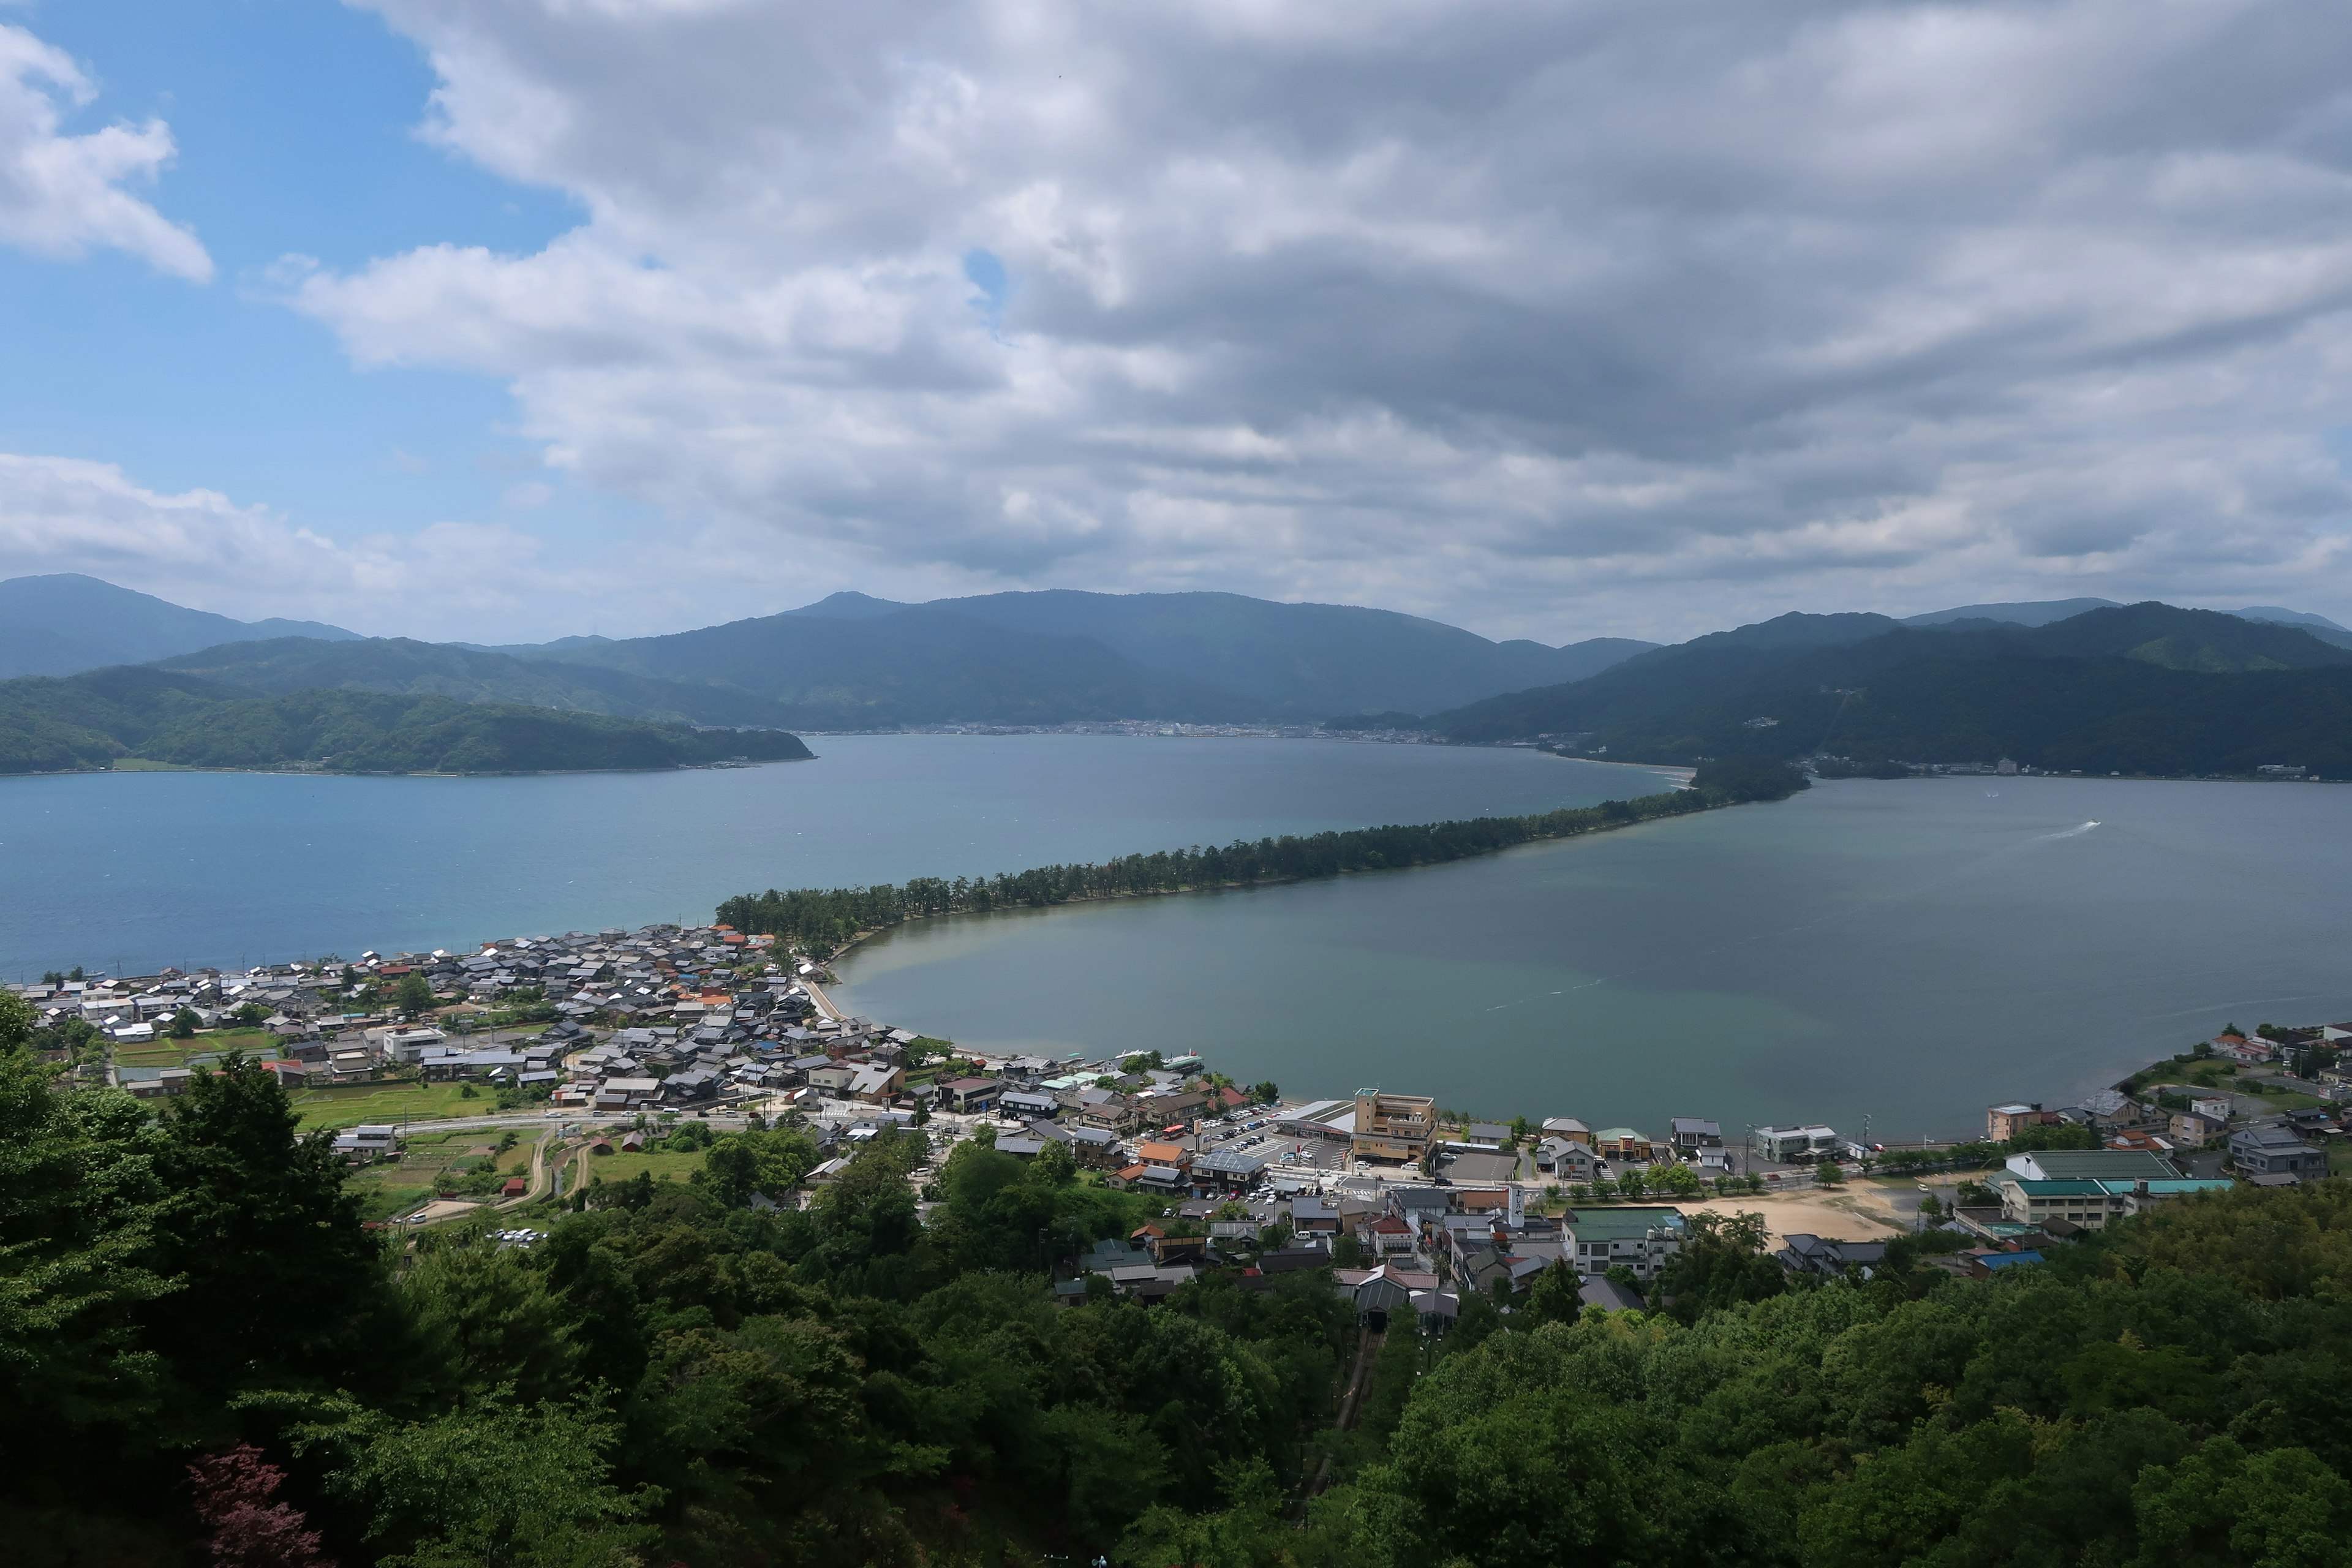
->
[1430,603,2352,775]
[523,604,1260,726]
[0,666,812,775]
[154,636,822,728]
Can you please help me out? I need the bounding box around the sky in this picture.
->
[4,0,2352,646]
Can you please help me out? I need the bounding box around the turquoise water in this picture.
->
[0,736,1661,978]
[834,777,2352,1140]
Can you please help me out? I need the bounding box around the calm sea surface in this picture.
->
[834,774,2352,1140]
[0,736,1652,978]
[12,741,2348,1139]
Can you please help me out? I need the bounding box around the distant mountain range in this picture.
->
[1427,603,2352,777]
[479,589,1659,726]
[0,574,357,678]
[6,573,2352,774]
[0,665,811,775]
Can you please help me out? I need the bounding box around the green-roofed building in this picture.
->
[1564,1205,1687,1279]
[1996,1148,2230,1229]
[2006,1149,2182,1182]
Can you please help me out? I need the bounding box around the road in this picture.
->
[800,976,845,1021]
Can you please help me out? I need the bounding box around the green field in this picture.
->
[114,1027,280,1069]
[576,1148,703,1188]
[293,1079,481,1129]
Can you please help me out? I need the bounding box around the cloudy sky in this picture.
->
[3,0,2351,645]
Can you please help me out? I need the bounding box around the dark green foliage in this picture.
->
[21,1010,2352,1568]
[1302,1183,2352,1568]
[1434,601,2352,775]
[1652,1209,1786,1321]
[154,634,832,729]
[0,663,813,775]
[721,775,1782,952]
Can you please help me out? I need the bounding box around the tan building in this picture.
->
[1351,1091,1435,1163]
[1987,1101,2062,1142]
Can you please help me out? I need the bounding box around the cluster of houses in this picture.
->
[22,932,2349,1321]
[1046,1179,1689,1321]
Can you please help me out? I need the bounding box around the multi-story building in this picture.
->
[2230,1123,2330,1180]
[1755,1124,1841,1163]
[1986,1101,2062,1142]
[1994,1149,2231,1228]
[1564,1207,1688,1279]
[1351,1090,1435,1164]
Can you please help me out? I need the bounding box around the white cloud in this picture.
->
[259,0,2352,638]
[0,449,917,641]
[0,24,210,281]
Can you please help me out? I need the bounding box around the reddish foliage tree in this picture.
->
[185,1443,333,1568]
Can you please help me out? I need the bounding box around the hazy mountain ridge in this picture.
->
[0,573,358,679]
[0,664,812,775]
[514,605,1261,726]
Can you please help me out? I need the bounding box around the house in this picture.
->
[1078,1094,1141,1133]
[805,1062,856,1094]
[1779,1234,1888,1276]
[1968,1249,2046,1278]
[1360,1214,1417,1256]
[848,1062,905,1104]
[1290,1197,1343,1237]
[331,1125,400,1164]
[2190,1095,2233,1122]
[500,1177,527,1199]
[1593,1127,1654,1163]
[1578,1276,1646,1311]
[1986,1102,2062,1142]
[1562,1207,1687,1278]
[118,1066,193,1099]
[1755,1125,1841,1164]
[1535,1137,1597,1181]
[1541,1117,1593,1145]
[2231,1123,2329,1180]
[1000,1089,1058,1120]
[937,1076,1001,1114]
[1133,1139,1191,1189]
[1669,1117,1723,1155]
[1068,1125,1123,1163]
[2170,1112,2226,1144]
[1192,1147,1268,1188]
[372,1026,448,1063]
[1351,1091,1436,1163]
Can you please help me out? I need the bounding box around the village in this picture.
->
[12,927,2346,1322]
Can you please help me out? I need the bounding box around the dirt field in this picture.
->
[1677,1184,1914,1242]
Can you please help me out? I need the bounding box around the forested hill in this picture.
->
[498,591,1658,725]
[1428,602,2352,775]
[0,665,812,775]
[13,998,2352,1568]
[153,635,826,729]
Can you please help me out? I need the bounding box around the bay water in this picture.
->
[9,736,2347,1139]
[834,774,2352,1140]
[0,736,1649,978]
